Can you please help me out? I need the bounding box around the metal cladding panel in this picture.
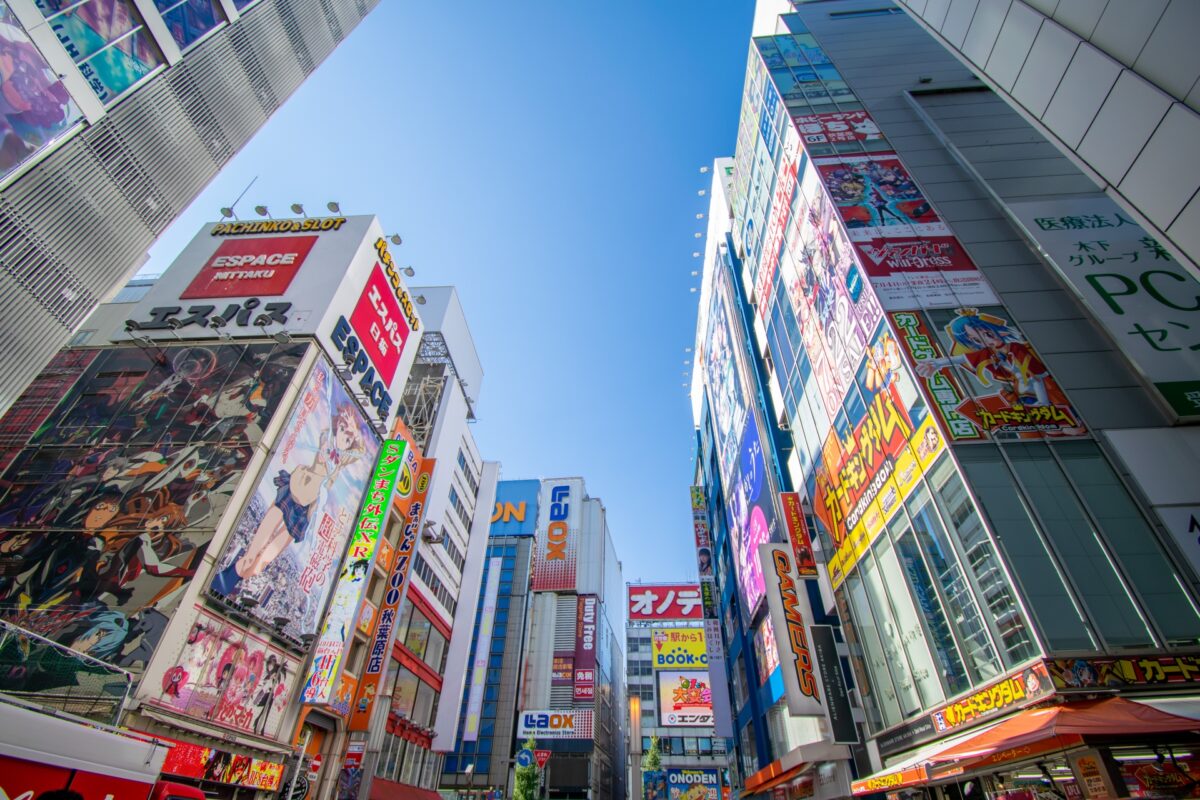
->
[575,498,604,596]
[0,0,379,414]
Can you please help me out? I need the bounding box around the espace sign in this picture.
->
[116,215,422,430]
[516,709,594,740]
[181,235,318,299]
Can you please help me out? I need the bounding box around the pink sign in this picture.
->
[349,266,409,385]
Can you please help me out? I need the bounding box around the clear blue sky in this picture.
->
[142,0,756,583]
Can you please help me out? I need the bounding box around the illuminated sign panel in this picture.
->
[516,709,594,739]
[627,584,704,621]
[181,235,317,299]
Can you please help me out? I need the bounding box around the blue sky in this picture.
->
[142,0,756,583]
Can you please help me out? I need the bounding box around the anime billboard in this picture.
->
[702,275,749,491]
[894,307,1085,440]
[809,323,947,587]
[723,413,779,616]
[209,356,380,640]
[657,670,713,727]
[148,605,299,740]
[0,342,304,682]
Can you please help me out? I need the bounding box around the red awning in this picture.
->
[927,698,1200,766]
[369,776,443,800]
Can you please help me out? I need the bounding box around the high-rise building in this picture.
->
[625,581,731,800]
[692,2,1200,798]
[358,286,497,800]
[443,478,628,800]
[0,212,499,799]
[0,0,379,412]
[896,0,1200,281]
[441,479,540,800]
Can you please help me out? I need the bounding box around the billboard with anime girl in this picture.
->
[208,356,379,640]
[0,342,305,693]
[149,605,300,739]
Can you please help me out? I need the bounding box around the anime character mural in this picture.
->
[209,356,378,640]
[0,342,304,693]
[918,307,1085,439]
[151,606,299,739]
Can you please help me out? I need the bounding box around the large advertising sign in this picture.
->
[793,111,883,145]
[181,235,317,299]
[531,478,583,592]
[1009,197,1200,421]
[725,412,780,616]
[1045,654,1200,691]
[116,216,421,430]
[667,769,720,800]
[148,605,300,740]
[891,308,1084,440]
[516,709,594,739]
[209,357,380,640]
[690,486,713,578]
[657,670,714,727]
[628,584,704,622]
[701,277,749,490]
[760,543,823,717]
[462,557,502,741]
[780,492,817,577]
[574,594,597,702]
[651,628,708,671]
[490,479,540,535]
[0,341,304,683]
[810,323,947,586]
[161,738,284,789]
[347,425,433,731]
[302,439,406,705]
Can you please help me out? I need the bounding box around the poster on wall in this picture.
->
[854,236,999,310]
[657,670,714,727]
[0,0,81,180]
[1009,197,1200,421]
[808,322,947,586]
[0,342,304,686]
[724,413,780,616]
[148,606,300,739]
[816,153,948,239]
[922,307,1085,440]
[702,278,750,491]
[793,111,883,145]
[209,356,380,640]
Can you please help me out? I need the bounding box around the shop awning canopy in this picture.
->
[927,698,1200,766]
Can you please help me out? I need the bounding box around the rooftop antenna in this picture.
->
[219,175,258,220]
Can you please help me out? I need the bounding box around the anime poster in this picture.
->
[722,414,778,617]
[781,164,884,422]
[794,111,883,145]
[919,307,1085,439]
[816,154,949,240]
[702,277,749,490]
[854,236,999,310]
[809,323,947,587]
[151,606,299,739]
[644,771,668,800]
[753,617,779,686]
[0,343,304,684]
[209,356,379,640]
[657,670,714,727]
[0,0,81,179]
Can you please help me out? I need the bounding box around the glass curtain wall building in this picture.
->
[693,1,1200,797]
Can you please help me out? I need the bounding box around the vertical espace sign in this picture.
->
[303,439,406,704]
[463,557,504,741]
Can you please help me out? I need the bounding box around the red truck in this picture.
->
[0,700,205,800]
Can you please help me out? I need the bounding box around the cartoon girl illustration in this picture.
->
[252,653,287,735]
[211,403,365,597]
[916,308,1054,408]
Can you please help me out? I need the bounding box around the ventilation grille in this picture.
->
[0,0,378,412]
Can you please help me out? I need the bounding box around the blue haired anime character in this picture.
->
[915,308,1054,408]
[67,610,129,661]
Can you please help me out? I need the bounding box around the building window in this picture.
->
[441,533,465,571]
[37,0,165,103]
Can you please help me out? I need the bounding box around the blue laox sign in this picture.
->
[331,315,393,421]
[516,709,593,740]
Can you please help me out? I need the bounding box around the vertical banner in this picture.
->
[691,485,714,578]
[303,439,406,705]
[779,492,817,577]
[574,595,598,702]
[346,431,434,731]
[810,625,858,744]
[462,557,503,741]
[531,478,583,592]
[759,543,823,716]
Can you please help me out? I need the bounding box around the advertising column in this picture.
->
[690,488,735,739]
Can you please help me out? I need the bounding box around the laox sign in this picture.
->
[546,484,571,560]
[522,712,576,731]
